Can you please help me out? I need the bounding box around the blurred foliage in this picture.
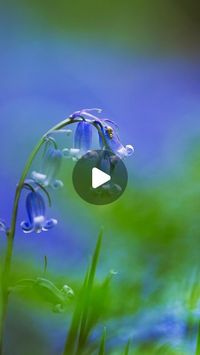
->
[2,0,200,53]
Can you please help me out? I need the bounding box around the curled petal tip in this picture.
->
[126,145,134,156]
[20,221,33,234]
[43,218,58,231]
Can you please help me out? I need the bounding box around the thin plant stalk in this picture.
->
[0,116,105,354]
[63,230,103,355]
[98,327,106,355]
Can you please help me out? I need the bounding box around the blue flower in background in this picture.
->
[32,144,63,189]
[21,191,57,234]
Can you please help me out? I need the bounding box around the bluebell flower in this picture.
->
[63,121,93,159]
[70,108,134,159]
[74,121,92,152]
[99,124,134,159]
[32,145,63,189]
[21,191,57,234]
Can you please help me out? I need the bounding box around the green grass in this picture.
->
[64,228,106,354]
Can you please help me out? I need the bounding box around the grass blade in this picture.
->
[64,229,103,355]
[76,228,103,352]
[63,268,89,354]
[98,327,106,355]
[88,228,103,290]
[124,339,131,355]
[82,270,115,342]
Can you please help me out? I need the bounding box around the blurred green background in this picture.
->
[1,0,200,354]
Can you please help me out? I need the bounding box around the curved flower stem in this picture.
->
[0,116,108,353]
[0,137,45,354]
[0,117,85,353]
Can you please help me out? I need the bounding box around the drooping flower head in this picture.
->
[99,124,134,159]
[21,190,57,234]
[32,141,63,189]
[70,108,134,159]
[63,114,94,160]
[74,121,92,153]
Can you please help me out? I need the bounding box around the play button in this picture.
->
[92,168,111,189]
[72,150,128,205]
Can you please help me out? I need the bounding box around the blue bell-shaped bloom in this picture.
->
[32,145,63,189]
[21,191,57,234]
[100,125,134,159]
[74,121,92,153]
[70,108,134,159]
[63,121,93,160]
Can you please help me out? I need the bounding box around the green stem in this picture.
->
[0,116,108,353]
[0,234,13,353]
[0,117,81,353]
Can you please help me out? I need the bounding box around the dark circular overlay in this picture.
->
[72,150,128,205]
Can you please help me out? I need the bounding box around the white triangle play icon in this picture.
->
[92,167,111,189]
